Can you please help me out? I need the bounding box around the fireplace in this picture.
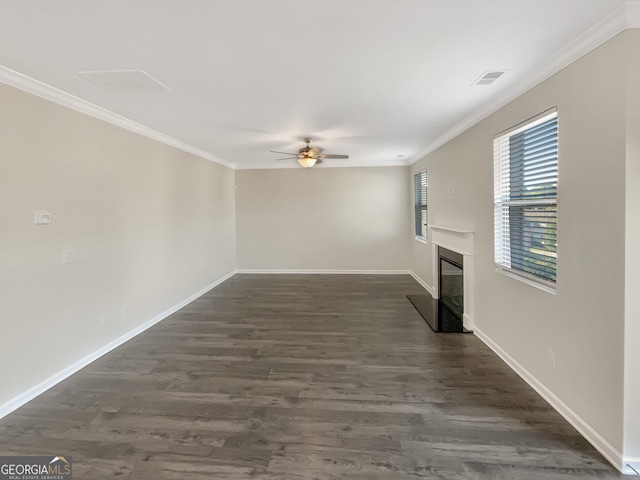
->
[438,247,464,332]
[407,225,474,333]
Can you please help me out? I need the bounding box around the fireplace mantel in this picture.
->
[428,225,475,330]
[429,225,474,256]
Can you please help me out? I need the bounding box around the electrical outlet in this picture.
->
[547,349,556,368]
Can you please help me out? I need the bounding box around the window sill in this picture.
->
[414,236,428,245]
[495,267,556,295]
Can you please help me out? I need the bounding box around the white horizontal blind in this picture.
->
[414,170,427,238]
[494,111,558,284]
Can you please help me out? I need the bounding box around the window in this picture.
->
[494,109,558,289]
[414,170,428,239]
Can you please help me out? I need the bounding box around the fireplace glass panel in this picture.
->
[440,258,463,319]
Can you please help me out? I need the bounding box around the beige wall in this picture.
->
[0,82,236,408]
[411,32,632,456]
[235,167,411,271]
[2,25,638,470]
[624,29,640,463]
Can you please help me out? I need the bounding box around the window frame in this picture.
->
[414,170,428,241]
[493,108,558,294]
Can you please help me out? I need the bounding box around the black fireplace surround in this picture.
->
[437,247,464,332]
[407,246,469,333]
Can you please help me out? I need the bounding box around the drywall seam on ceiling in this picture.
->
[0,65,235,169]
[412,1,640,164]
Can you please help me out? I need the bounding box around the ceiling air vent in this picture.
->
[78,69,171,93]
[473,70,505,86]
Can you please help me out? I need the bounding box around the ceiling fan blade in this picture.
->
[275,157,297,161]
[317,154,349,159]
[269,150,297,155]
[315,159,324,164]
[309,147,323,155]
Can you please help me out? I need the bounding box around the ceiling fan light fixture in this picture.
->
[298,157,317,168]
[270,138,347,167]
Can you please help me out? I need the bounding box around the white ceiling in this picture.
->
[0,0,632,169]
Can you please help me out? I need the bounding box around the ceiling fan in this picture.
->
[270,138,349,168]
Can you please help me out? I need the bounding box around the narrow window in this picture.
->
[494,110,558,289]
[414,170,428,239]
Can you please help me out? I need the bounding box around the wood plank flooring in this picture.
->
[0,274,624,479]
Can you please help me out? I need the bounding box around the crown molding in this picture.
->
[235,160,411,170]
[412,1,640,164]
[0,65,235,169]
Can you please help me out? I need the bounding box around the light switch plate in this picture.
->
[35,211,51,225]
[63,248,76,264]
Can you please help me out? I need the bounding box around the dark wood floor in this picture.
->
[0,274,623,479]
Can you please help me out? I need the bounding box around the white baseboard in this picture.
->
[236,269,412,275]
[473,326,626,474]
[0,270,236,421]
[236,270,437,297]
[463,312,474,331]
[408,271,434,295]
[623,459,640,475]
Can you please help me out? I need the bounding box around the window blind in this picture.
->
[414,170,428,238]
[494,111,558,285]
